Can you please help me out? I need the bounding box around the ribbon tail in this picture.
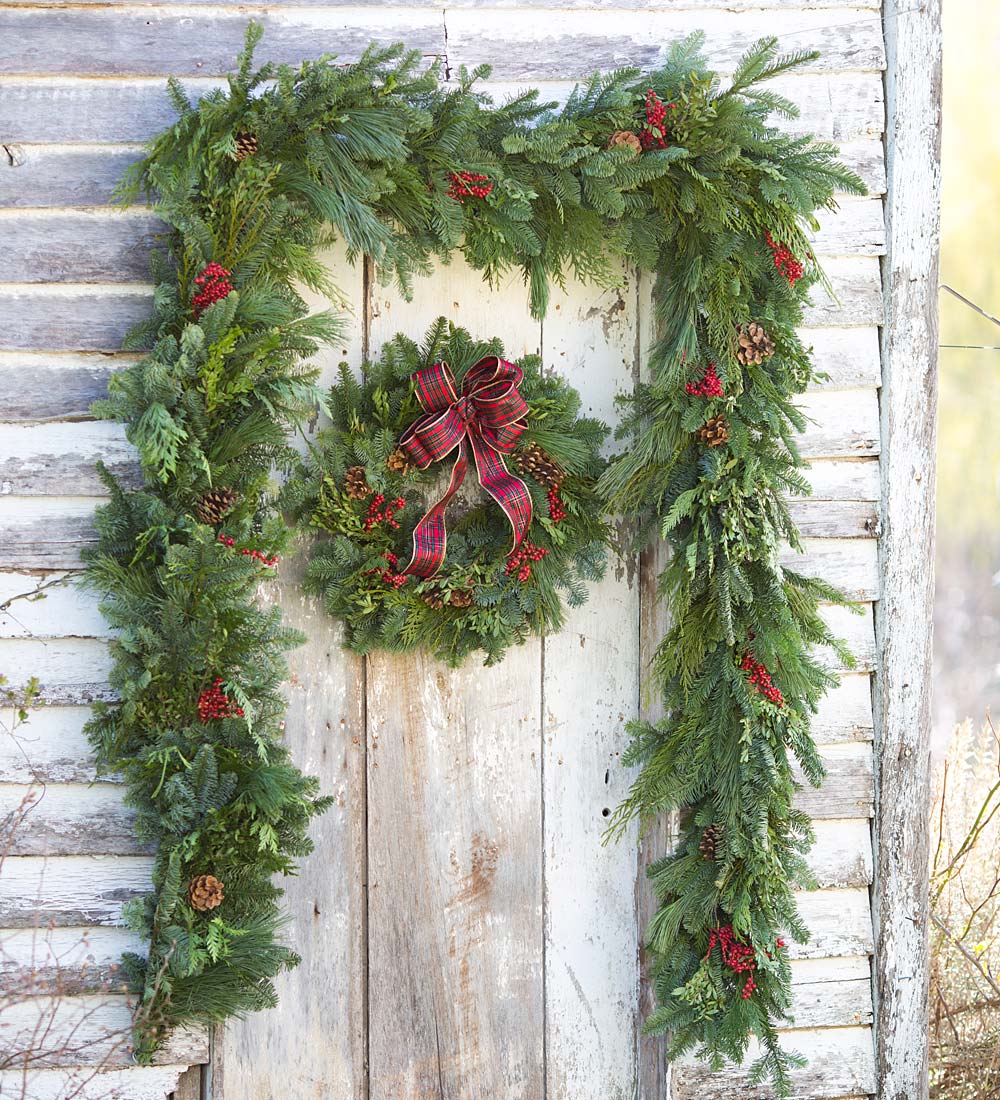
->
[469,433,533,555]
[403,443,469,578]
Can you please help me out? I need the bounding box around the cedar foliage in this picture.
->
[92,23,864,1089]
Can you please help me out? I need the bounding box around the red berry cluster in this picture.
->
[374,551,408,589]
[505,539,549,582]
[192,262,234,316]
[764,231,805,287]
[364,494,407,533]
[640,89,678,150]
[547,487,567,524]
[740,652,784,707]
[447,172,494,202]
[685,363,724,398]
[218,533,278,567]
[197,677,245,723]
[705,924,759,999]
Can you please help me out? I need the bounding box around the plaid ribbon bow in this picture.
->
[399,356,533,578]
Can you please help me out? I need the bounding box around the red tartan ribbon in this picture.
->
[398,357,533,578]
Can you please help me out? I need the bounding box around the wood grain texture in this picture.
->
[0,261,881,353]
[2,995,206,1067]
[0,855,153,927]
[0,199,885,285]
[0,288,152,352]
[873,2,941,1099]
[0,353,128,422]
[0,638,113,705]
[542,274,641,1100]
[0,0,882,9]
[0,210,164,283]
[0,1066,191,1100]
[0,783,147,856]
[0,924,145,993]
[218,566,368,1100]
[0,498,98,569]
[0,78,885,153]
[0,706,99,784]
[671,1026,876,1099]
[0,146,143,209]
[445,9,886,79]
[0,9,447,77]
[365,261,545,1100]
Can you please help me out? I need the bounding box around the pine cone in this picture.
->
[422,589,445,610]
[517,442,563,490]
[344,466,371,501]
[188,874,224,912]
[387,447,415,477]
[697,416,729,448]
[195,487,238,525]
[699,825,722,861]
[607,130,643,155]
[736,322,776,366]
[233,131,259,162]
[449,588,474,608]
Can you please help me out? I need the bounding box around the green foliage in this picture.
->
[94,23,864,1090]
[285,320,610,666]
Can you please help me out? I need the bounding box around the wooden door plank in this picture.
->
[366,259,545,1100]
[219,249,368,1100]
[541,273,641,1100]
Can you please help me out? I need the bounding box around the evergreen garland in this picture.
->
[88,23,865,1090]
[284,320,610,667]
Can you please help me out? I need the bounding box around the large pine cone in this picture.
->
[697,416,729,448]
[449,588,474,608]
[517,442,563,490]
[195,487,238,525]
[422,589,445,610]
[607,130,643,155]
[233,131,259,162]
[188,874,225,912]
[699,824,722,861]
[387,447,415,477]
[736,322,776,366]
[344,466,371,500]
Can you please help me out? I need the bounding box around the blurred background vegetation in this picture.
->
[930,7,1000,1093]
[936,0,1000,740]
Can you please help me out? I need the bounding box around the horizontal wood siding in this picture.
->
[0,3,884,1098]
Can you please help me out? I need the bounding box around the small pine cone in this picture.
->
[607,130,643,155]
[699,825,722,861]
[449,588,474,608]
[736,322,776,366]
[422,589,445,610]
[387,447,415,477]
[233,131,259,162]
[188,874,225,912]
[195,487,238,526]
[344,466,372,500]
[517,442,563,490]
[697,416,729,448]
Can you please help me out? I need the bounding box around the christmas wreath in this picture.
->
[83,23,866,1094]
[285,321,610,666]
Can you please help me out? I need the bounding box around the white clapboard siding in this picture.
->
[1,0,886,1096]
[0,196,886,285]
[0,924,144,991]
[1,996,207,1067]
[672,1027,876,1099]
[0,1068,192,1100]
[0,856,154,926]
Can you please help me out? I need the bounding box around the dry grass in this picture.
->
[930,718,1000,1099]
